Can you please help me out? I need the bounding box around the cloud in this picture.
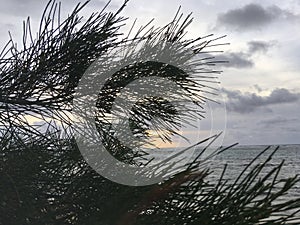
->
[247,40,275,54]
[222,88,300,113]
[217,52,254,68]
[253,84,263,92]
[216,3,299,31]
[213,41,275,69]
[0,0,109,18]
[0,0,113,48]
[0,0,47,17]
[260,116,299,127]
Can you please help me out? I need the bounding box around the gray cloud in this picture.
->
[217,52,254,68]
[217,3,299,30]
[253,84,263,92]
[222,88,300,113]
[260,117,299,127]
[0,0,48,17]
[0,0,112,48]
[247,40,275,54]
[214,40,276,69]
[0,0,108,18]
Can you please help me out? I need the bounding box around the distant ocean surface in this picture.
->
[207,144,300,198]
[147,144,300,201]
[206,144,300,222]
[147,144,300,221]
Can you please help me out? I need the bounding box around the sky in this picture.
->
[0,0,299,145]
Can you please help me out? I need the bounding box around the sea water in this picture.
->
[145,144,300,218]
[207,144,300,200]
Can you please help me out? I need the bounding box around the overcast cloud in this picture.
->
[222,88,300,113]
[247,40,275,54]
[260,116,299,128]
[215,40,275,68]
[217,52,253,68]
[216,3,299,31]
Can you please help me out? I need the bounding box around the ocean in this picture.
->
[145,144,300,217]
[207,144,300,199]
[146,144,300,185]
[206,144,300,223]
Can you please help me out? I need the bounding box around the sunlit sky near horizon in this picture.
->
[0,0,299,146]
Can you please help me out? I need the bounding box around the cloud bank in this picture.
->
[216,3,299,30]
[215,40,275,68]
[222,88,300,113]
[247,40,275,54]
